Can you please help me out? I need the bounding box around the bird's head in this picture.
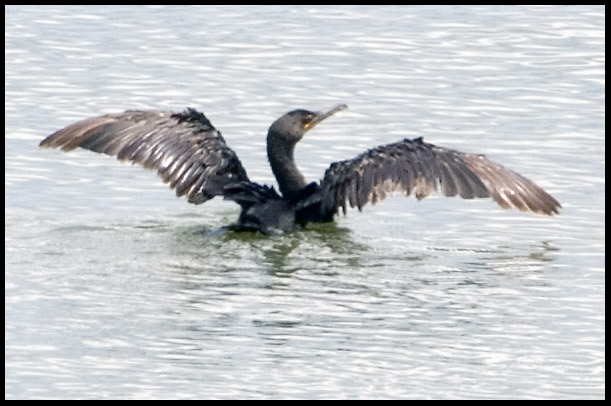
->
[268,104,347,144]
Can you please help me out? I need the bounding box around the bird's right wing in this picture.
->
[319,137,561,216]
[40,108,250,204]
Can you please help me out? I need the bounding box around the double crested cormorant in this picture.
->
[40,104,560,234]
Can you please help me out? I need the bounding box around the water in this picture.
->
[5,5,604,399]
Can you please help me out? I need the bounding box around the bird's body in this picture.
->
[40,105,560,234]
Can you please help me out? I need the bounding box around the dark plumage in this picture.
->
[40,104,560,234]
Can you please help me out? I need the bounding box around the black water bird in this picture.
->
[40,104,560,234]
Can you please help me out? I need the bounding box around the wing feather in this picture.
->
[39,108,250,204]
[320,137,560,216]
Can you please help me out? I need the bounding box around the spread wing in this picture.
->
[39,108,250,204]
[319,137,561,216]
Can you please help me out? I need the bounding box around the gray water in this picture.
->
[5,5,605,399]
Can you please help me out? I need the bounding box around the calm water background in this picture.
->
[5,5,604,399]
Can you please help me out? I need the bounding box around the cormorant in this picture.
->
[39,104,560,234]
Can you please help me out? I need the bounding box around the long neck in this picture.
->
[267,131,307,198]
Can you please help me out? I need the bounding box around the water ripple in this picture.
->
[6,5,604,400]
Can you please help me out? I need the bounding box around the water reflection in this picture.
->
[169,220,370,275]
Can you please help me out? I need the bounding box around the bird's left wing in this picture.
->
[40,108,250,204]
[319,137,561,216]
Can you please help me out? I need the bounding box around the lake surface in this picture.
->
[5,5,605,399]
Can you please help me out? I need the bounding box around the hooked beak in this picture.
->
[304,104,348,131]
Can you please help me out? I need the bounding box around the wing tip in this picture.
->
[38,134,69,150]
